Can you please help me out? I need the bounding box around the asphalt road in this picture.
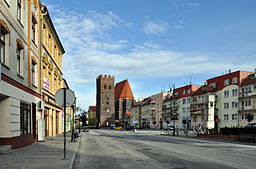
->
[74,130,256,169]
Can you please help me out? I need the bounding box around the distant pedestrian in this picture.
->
[197,124,202,135]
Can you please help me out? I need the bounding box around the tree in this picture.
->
[89,117,98,127]
[247,114,254,124]
[80,111,87,126]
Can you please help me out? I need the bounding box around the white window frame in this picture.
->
[224,79,229,86]
[224,114,229,121]
[232,89,238,96]
[232,77,238,84]
[224,91,229,98]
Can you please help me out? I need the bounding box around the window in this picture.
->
[174,92,178,96]
[109,86,111,90]
[232,77,238,84]
[242,100,252,107]
[224,79,229,86]
[187,89,191,94]
[202,96,205,102]
[32,16,37,43]
[193,116,197,122]
[242,114,248,120]
[0,25,8,65]
[224,114,229,121]
[183,99,186,104]
[232,114,237,120]
[182,108,186,113]
[17,0,22,22]
[104,85,107,89]
[183,90,186,95]
[242,87,252,93]
[31,60,37,86]
[209,82,216,88]
[187,98,191,103]
[232,89,238,96]
[193,97,197,101]
[232,102,237,108]
[224,103,229,109]
[187,107,190,113]
[224,91,229,98]
[20,102,31,135]
[16,39,24,76]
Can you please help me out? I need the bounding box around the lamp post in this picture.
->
[169,83,176,136]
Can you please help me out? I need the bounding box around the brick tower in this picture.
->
[96,75,115,127]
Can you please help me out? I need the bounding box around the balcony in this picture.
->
[151,107,155,111]
[238,106,256,112]
[208,87,217,92]
[239,92,256,99]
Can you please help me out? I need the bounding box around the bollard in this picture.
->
[161,129,164,135]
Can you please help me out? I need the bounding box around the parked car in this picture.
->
[83,127,89,132]
[114,127,124,130]
[244,123,256,128]
[125,126,135,130]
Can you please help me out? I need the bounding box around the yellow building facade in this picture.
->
[41,6,65,138]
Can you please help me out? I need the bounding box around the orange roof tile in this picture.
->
[89,106,96,111]
[241,74,256,86]
[115,80,134,98]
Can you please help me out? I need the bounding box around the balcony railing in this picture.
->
[208,87,217,92]
[239,92,256,98]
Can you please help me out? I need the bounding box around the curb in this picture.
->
[67,134,82,169]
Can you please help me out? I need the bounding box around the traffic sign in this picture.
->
[55,88,75,107]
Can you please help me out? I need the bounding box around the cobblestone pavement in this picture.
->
[0,132,80,169]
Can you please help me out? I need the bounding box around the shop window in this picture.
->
[20,103,31,135]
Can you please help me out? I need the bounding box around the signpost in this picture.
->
[55,88,75,160]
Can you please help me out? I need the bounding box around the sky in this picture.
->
[41,0,256,111]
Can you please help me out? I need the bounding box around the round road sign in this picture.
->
[55,88,75,107]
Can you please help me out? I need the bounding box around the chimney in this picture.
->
[254,68,256,73]
[228,69,231,74]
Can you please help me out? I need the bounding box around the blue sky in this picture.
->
[41,0,256,111]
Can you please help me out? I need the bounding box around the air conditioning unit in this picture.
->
[38,101,44,110]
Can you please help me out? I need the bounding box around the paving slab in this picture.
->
[0,132,81,169]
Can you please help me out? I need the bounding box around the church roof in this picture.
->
[115,79,134,98]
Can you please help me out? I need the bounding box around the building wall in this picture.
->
[130,105,140,127]
[41,5,65,137]
[0,0,41,148]
[217,85,239,128]
[239,83,256,127]
[150,92,169,129]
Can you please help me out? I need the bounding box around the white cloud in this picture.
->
[174,25,183,29]
[142,21,169,35]
[47,5,256,109]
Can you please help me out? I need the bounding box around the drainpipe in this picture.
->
[40,4,47,119]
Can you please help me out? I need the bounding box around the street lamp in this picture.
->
[169,83,176,136]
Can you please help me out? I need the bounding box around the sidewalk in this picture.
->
[0,132,81,169]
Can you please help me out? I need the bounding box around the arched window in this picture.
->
[0,19,10,66]
[16,39,24,76]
